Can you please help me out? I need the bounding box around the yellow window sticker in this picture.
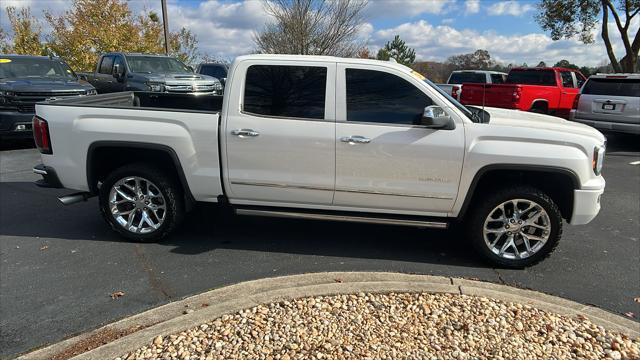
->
[410,70,425,81]
[0,59,12,64]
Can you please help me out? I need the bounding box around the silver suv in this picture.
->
[570,73,639,135]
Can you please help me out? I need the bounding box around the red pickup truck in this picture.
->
[460,67,586,119]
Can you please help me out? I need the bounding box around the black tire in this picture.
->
[467,186,562,268]
[99,163,184,242]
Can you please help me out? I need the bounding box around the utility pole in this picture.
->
[161,0,169,55]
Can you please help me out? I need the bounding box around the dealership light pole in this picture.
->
[161,0,169,55]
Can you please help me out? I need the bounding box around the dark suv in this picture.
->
[196,62,228,86]
[0,55,96,140]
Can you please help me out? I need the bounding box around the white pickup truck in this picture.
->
[32,54,606,268]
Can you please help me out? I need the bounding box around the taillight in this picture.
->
[451,85,460,99]
[512,87,521,102]
[572,94,581,110]
[33,116,52,154]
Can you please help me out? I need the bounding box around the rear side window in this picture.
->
[506,70,556,86]
[448,72,486,84]
[560,71,575,88]
[346,68,433,125]
[490,74,506,84]
[244,65,327,119]
[99,56,114,74]
[582,78,640,97]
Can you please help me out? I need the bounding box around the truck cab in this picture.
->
[81,53,223,95]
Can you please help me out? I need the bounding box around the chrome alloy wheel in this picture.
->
[483,199,551,260]
[108,176,167,234]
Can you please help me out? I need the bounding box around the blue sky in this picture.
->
[1,0,633,67]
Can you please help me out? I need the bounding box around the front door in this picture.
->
[334,65,465,215]
[224,61,336,205]
[558,70,579,117]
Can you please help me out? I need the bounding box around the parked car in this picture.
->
[0,54,96,140]
[437,70,507,100]
[79,53,223,95]
[195,62,229,87]
[32,54,606,268]
[570,73,639,135]
[460,67,586,119]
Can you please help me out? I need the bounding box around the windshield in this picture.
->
[448,72,486,84]
[199,64,227,79]
[506,70,556,86]
[125,56,192,74]
[0,57,76,79]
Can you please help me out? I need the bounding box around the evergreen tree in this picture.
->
[376,35,416,66]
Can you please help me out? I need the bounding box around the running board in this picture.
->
[234,208,448,229]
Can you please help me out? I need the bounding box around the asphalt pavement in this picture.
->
[1,134,639,359]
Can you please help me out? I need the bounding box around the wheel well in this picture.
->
[87,143,194,207]
[530,101,549,112]
[460,168,576,221]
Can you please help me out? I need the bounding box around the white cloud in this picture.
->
[487,1,534,16]
[370,19,623,67]
[464,0,480,14]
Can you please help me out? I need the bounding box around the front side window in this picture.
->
[346,68,433,125]
[576,73,586,88]
[491,74,506,84]
[560,71,575,88]
[99,56,114,75]
[243,65,327,119]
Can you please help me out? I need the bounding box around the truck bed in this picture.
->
[44,91,224,113]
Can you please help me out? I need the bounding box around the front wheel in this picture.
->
[99,163,184,242]
[467,187,562,268]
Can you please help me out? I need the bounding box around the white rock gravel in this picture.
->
[117,292,639,360]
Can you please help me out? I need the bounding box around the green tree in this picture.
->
[535,0,639,73]
[446,49,493,69]
[5,6,46,55]
[554,59,580,70]
[376,35,416,66]
[45,0,201,71]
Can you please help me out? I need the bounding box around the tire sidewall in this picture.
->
[99,165,183,242]
[469,188,562,268]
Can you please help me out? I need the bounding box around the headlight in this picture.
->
[593,145,605,175]
[86,89,97,96]
[146,82,165,92]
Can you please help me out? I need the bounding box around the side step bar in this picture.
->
[235,208,448,229]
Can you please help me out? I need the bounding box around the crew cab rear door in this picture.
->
[223,60,336,205]
[334,64,465,214]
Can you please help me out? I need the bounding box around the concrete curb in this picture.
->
[17,272,639,360]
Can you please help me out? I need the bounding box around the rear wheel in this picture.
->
[99,163,184,242]
[467,187,562,268]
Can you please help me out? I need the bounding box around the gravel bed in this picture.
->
[118,292,639,360]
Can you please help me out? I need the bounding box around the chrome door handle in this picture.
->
[231,129,259,137]
[340,135,371,144]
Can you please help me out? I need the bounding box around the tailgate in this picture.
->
[460,84,518,108]
[577,94,640,125]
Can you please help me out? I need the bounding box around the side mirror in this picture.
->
[220,77,226,86]
[112,64,124,80]
[420,105,455,130]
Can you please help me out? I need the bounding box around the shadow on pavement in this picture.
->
[0,181,484,268]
